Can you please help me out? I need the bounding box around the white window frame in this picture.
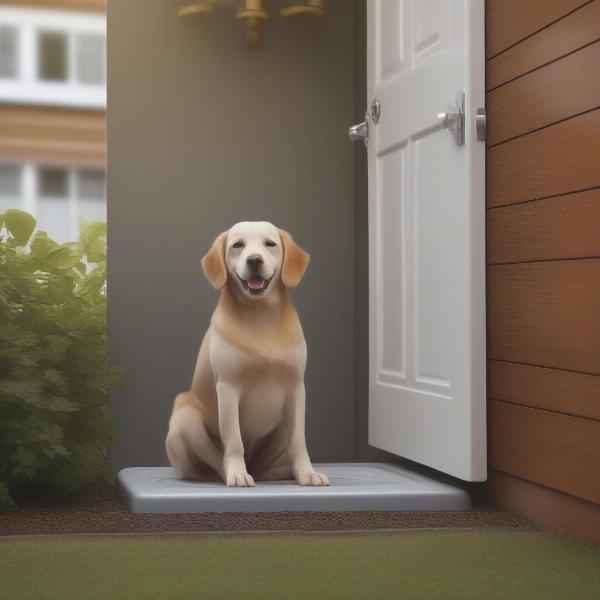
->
[0,7,106,109]
[0,160,106,242]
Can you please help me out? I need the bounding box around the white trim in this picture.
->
[23,162,36,214]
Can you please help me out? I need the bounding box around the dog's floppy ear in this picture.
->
[279,229,310,288]
[201,231,228,289]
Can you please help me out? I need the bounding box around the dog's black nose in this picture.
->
[246,254,264,268]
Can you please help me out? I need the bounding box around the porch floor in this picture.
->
[116,463,470,514]
[0,472,532,538]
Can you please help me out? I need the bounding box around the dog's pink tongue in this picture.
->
[248,276,264,290]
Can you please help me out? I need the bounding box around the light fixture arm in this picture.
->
[281,0,324,17]
[178,1,216,18]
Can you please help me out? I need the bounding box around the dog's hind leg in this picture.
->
[165,392,224,481]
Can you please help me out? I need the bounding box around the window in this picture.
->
[0,26,18,78]
[0,164,22,196]
[38,31,68,81]
[75,33,105,85]
[76,168,105,199]
[76,168,106,224]
[1,163,106,242]
[0,164,22,212]
[38,166,69,197]
[37,166,69,242]
[0,7,106,108]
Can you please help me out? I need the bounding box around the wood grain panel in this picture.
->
[487,109,600,207]
[488,360,600,421]
[485,0,589,58]
[0,105,105,164]
[487,260,600,374]
[487,0,600,90]
[487,188,600,263]
[486,42,600,145]
[0,0,106,11]
[488,470,600,545]
[488,400,600,504]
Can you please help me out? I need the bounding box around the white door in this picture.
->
[364,0,486,481]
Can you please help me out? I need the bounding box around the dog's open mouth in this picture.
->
[237,273,272,295]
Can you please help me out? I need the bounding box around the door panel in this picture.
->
[414,133,460,391]
[378,0,405,79]
[412,0,448,65]
[378,147,406,379]
[367,0,486,481]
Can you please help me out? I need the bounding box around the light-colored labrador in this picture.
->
[165,221,329,487]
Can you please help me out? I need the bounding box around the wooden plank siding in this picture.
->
[488,471,600,545]
[485,0,589,58]
[487,260,600,374]
[486,40,600,145]
[486,0,600,90]
[485,0,600,543]
[489,401,600,505]
[487,189,600,264]
[488,361,600,421]
[487,109,600,207]
[0,105,105,164]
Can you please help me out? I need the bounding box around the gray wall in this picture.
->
[107,0,357,468]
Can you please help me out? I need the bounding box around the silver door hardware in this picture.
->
[349,112,369,146]
[437,91,465,146]
[476,107,486,141]
[349,99,379,146]
[370,98,381,124]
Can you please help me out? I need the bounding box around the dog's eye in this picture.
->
[265,240,276,247]
[232,241,245,249]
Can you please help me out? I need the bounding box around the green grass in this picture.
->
[1,531,599,599]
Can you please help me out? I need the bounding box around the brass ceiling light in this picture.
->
[280,0,324,18]
[178,0,324,49]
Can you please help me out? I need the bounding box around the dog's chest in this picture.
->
[237,348,304,439]
[211,330,306,379]
[238,378,287,438]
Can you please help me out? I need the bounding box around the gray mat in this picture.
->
[117,463,471,514]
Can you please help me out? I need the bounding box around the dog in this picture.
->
[165,221,329,487]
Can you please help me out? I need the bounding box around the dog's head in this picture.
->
[201,221,310,299]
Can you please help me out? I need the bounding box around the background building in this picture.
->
[0,0,106,242]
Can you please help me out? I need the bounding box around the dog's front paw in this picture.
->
[296,470,330,486]
[226,470,255,487]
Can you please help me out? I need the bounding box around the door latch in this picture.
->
[370,98,380,124]
[476,107,486,141]
[437,91,465,146]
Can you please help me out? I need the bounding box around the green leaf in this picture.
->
[0,211,124,505]
[46,396,80,413]
[84,239,106,264]
[79,221,107,264]
[29,231,61,258]
[4,209,37,246]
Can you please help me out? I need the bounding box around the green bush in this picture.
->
[0,210,122,508]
